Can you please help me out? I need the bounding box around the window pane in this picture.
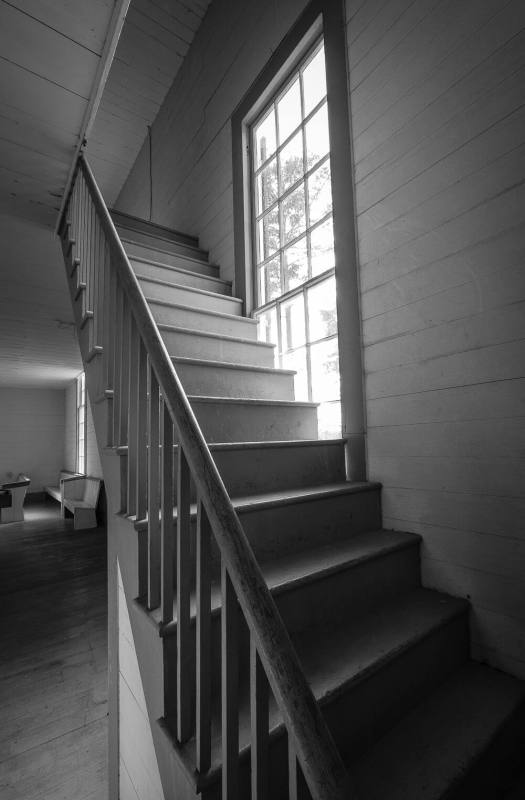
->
[283,236,308,291]
[254,109,277,168]
[256,158,278,214]
[310,337,340,402]
[258,257,281,304]
[308,161,332,225]
[279,131,304,194]
[310,217,335,276]
[305,102,329,168]
[281,184,306,244]
[280,294,306,351]
[277,78,301,143]
[303,46,327,116]
[307,276,337,341]
[256,307,278,345]
[317,401,342,439]
[78,406,85,425]
[257,208,280,262]
[282,346,309,401]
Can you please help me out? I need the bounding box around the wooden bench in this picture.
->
[61,476,102,530]
[44,470,81,504]
[0,474,31,523]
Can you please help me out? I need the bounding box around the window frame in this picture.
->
[76,372,87,475]
[232,0,366,478]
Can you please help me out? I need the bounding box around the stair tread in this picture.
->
[159,321,272,346]
[351,661,525,800]
[123,243,216,271]
[172,355,293,375]
[111,209,201,249]
[147,298,257,324]
[135,269,231,290]
[188,394,317,407]
[170,587,468,783]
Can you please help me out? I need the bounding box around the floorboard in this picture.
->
[0,503,107,799]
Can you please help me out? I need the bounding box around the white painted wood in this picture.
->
[0,388,65,493]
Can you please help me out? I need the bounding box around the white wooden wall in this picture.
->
[117,562,163,800]
[116,0,525,678]
[0,387,65,492]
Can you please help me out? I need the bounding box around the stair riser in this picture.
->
[123,241,218,277]
[276,546,421,636]
[150,302,258,340]
[136,270,231,297]
[174,360,294,400]
[161,329,275,367]
[116,226,206,259]
[238,488,382,563]
[210,441,346,495]
[142,281,242,315]
[185,400,318,443]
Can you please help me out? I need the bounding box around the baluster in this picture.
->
[196,499,211,773]
[86,195,94,332]
[78,176,86,288]
[112,285,123,445]
[93,212,102,349]
[148,367,160,609]
[119,301,130,447]
[222,563,239,800]
[250,637,269,800]
[136,339,148,521]
[83,182,92,323]
[288,740,309,800]
[160,401,174,623]
[127,318,139,517]
[177,446,192,744]
[103,243,114,394]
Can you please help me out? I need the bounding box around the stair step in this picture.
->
[142,281,243,315]
[187,395,318,442]
[160,324,275,367]
[122,240,219,277]
[135,481,382,562]
[110,209,204,253]
[172,356,295,400]
[149,299,258,340]
[351,662,525,800]
[135,267,231,296]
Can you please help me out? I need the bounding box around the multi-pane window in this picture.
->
[77,372,86,474]
[252,41,341,438]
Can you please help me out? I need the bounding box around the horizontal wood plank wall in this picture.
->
[346,0,525,678]
[115,0,313,282]
[0,388,65,492]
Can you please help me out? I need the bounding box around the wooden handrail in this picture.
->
[75,154,353,799]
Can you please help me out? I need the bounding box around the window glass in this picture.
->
[305,102,329,168]
[283,236,308,291]
[254,109,277,168]
[280,294,306,351]
[310,217,335,276]
[281,184,306,244]
[279,131,304,193]
[308,161,332,225]
[256,158,278,214]
[310,338,340,402]
[307,277,337,341]
[277,78,301,143]
[302,47,327,116]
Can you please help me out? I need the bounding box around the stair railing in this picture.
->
[59,153,353,800]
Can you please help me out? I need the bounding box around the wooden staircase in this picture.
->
[61,161,525,800]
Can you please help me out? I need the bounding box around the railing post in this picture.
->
[148,366,161,610]
[251,637,269,800]
[196,499,211,773]
[177,446,192,744]
[160,401,174,624]
[222,563,239,800]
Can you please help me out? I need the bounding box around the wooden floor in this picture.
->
[0,502,108,800]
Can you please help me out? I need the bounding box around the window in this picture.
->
[77,372,86,474]
[251,41,341,438]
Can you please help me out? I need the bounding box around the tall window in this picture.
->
[251,40,341,438]
[77,372,86,474]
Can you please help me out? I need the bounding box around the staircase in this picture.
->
[61,158,525,800]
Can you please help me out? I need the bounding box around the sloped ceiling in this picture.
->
[0,0,210,388]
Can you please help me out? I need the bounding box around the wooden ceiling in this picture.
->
[0,0,210,387]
